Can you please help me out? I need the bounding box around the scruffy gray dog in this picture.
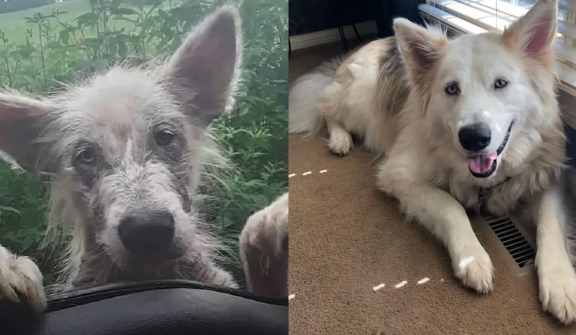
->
[0,5,288,313]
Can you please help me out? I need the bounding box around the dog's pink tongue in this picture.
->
[467,152,497,175]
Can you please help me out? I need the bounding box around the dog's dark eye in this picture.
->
[445,82,459,96]
[155,130,175,146]
[494,78,508,89]
[76,147,96,165]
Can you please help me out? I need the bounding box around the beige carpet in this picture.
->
[288,42,575,335]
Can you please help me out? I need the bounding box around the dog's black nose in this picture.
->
[458,123,491,152]
[118,211,175,254]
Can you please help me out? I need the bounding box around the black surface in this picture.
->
[370,0,423,38]
[0,299,42,335]
[289,0,423,38]
[289,0,372,36]
[1,280,288,335]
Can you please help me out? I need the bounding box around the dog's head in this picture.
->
[0,6,242,269]
[394,0,558,179]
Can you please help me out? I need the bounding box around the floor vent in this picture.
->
[473,213,536,277]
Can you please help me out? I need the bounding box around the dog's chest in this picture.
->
[448,179,520,215]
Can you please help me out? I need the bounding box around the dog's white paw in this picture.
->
[240,193,288,295]
[328,129,353,156]
[0,245,46,313]
[538,263,576,325]
[453,250,494,294]
[240,196,288,260]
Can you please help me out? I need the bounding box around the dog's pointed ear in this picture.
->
[393,18,447,84]
[502,0,557,64]
[162,6,242,128]
[0,92,52,173]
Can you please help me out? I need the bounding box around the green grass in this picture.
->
[0,1,90,41]
[0,0,185,42]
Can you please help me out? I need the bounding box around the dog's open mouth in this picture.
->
[466,123,513,178]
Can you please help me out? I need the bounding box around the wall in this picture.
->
[289,0,373,36]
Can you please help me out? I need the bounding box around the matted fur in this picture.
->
[41,65,236,290]
[290,0,576,325]
[0,5,278,313]
[239,192,288,296]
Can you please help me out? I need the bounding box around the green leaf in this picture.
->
[158,9,169,20]
[110,0,124,10]
[114,17,138,24]
[76,13,98,28]
[108,42,118,57]
[117,40,128,58]
[0,206,20,216]
[111,8,139,16]
[83,37,102,47]
[59,30,69,44]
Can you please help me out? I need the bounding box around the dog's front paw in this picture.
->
[240,194,288,262]
[453,250,494,294]
[0,245,46,313]
[240,193,288,295]
[327,128,353,156]
[538,263,576,325]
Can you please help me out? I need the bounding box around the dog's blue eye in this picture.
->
[494,78,508,89]
[445,83,459,95]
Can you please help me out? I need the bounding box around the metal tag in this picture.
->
[478,188,487,214]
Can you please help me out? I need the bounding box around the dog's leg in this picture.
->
[532,186,576,325]
[317,77,354,156]
[0,244,46,312]
[199,262,239,289]
[325,118,353,156]
[239,192,288,296]
[378,163,493,293]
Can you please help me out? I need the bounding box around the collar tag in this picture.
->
[477,176,511,214]
[478,188,487,213]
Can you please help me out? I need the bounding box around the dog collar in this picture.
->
[478,176,511,213]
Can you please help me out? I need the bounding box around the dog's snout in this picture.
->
[118,210,175,254]
[458,123,491,152]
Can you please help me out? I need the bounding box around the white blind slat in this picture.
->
[430,0,576,37]
[420,4,489,34]
[559,61,576,86]
[560,0,576,13]
[434,0,528,21]
[430,1,512,31]
[427,1,576,46]
[475,0,529,17]
[556,42,576,64]
[558,20,576,38]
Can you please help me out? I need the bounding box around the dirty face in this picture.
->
[0,6,242,270]
[55,70,202,268]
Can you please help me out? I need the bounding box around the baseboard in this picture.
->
[289,21,378,51]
